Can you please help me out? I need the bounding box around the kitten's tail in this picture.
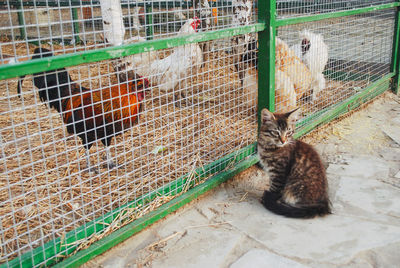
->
[261,191,331,218]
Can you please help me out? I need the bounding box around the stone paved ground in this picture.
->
[84,91,400,268]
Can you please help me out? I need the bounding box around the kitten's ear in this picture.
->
[261,108,275,123]
[286,108,300,124]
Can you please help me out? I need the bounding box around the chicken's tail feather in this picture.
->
[20,47,75,113]
[17,47,53,98]
[261,190,331,218]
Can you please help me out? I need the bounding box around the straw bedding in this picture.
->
[0,41,257,261]
[0,40,374,262]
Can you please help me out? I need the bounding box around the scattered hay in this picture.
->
[0,37,106,65]
[300,79,369,116]
[0,47,256,263]
[300,91,393,145]
[0,40,383,263]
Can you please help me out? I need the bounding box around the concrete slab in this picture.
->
[230,249,310,268]
[151,230,242,268]
[85,92,400,268]
[326,155,389,179]
[344,241,400,268]
[378,147,400,161]
[382,127,400,145]
[218,195,400,265]
[335,175,400,217]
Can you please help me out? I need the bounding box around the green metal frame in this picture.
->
[391,1,400,94]
[145,4,154,40]
[0,24,264,80]
[1,1,400,267]
[54,149,258,268]
[0,1,232,8]
[275,2,400,26]
[16,1,26,40]
[257,0,276,122]
[71,7,81,44]
[3,144,257,268]
[295,73,394,138]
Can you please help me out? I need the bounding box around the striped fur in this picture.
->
[258,108,331,218]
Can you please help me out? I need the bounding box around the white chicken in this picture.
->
[112,35,159,81]
[290,30,329,100]
[113,18,203,106]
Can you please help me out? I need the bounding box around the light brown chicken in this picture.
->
[275,37,312,101]
[243,68,296,113]
[243,38,301,112]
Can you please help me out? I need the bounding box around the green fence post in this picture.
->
[391,2,400,94]
[257,0,276,127]
[145,3,154,40]
[72,7,81,44]
[16,1,26,40]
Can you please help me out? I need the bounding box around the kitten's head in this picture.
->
[259,108,299,148]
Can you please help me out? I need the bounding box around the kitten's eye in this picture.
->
[286,129,294,136]
[269,130,280,137]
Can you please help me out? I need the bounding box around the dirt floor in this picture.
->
[85,91,400,268]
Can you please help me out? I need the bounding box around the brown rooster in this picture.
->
[17,47,150,173]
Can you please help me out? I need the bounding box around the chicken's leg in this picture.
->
[85,150,99,174]
[173,78,191,107]
[104,147,117,169]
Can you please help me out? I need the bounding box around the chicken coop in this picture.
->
[0,0,398,266]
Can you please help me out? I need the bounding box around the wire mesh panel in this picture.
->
[0,0,259,266]
[0,0,398,266]
[273,8,395,129]
[0,0,257,62]
[277,0,396,18]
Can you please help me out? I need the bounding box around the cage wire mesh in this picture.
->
[273,8,395,126]
[276,0,396,18]
[0,0,397,266]
[0,0,257,62]
[0,0,258,265]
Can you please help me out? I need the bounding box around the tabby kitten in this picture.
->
[257,108,331,218]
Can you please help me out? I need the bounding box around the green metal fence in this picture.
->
[0,0,398,267]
